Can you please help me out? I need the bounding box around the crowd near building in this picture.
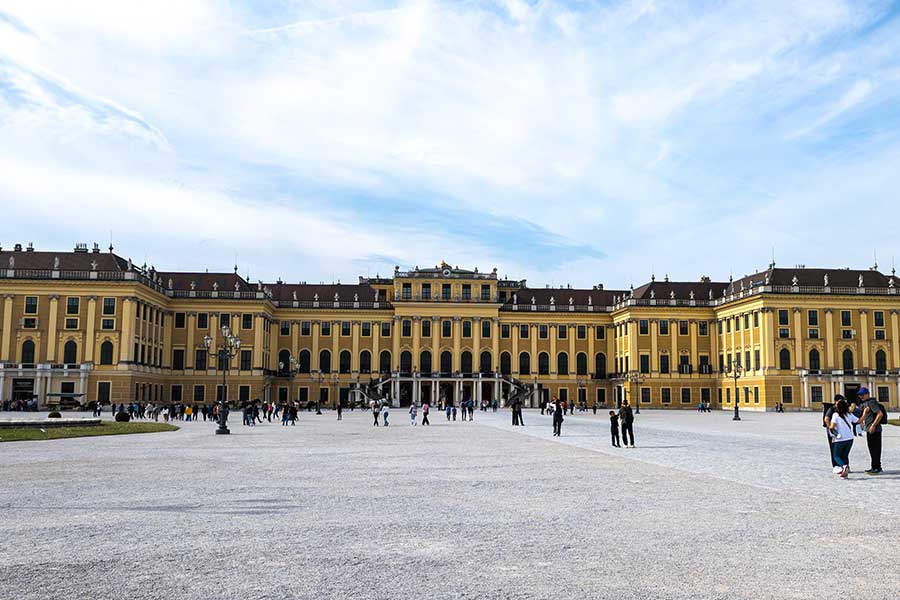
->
[2,241,900,412]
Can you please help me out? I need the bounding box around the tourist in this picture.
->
[492,399,498,412]
[828,398,858,479]
[336,400,343,421]
[288,403,298,426]
[592,403,597,415]
[282,405,290,426]
[823,395,841,473]
[461,400,468,422]
[467,399,474,421]
[382,401,390,426]
[162,405,170,422]
[858,387,885,475]
[185,405,193,422]
[409,403,417,426]
[372,401,381,427]
[445,403,452,421]
[620,401,635,448]
[421,401,430,425]
[451,404,457,421]
[609,410,620,447]
[552,398,564,437]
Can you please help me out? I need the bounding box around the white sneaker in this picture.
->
[832,466,842,474]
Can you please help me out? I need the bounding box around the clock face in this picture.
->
[442,268,451,277]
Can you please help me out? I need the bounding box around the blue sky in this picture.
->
[2,0,900,288]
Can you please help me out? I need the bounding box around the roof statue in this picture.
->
[709,289,713,300]
[257,281,262,291]
[190,281,196,290]
[53,256,59,269]
[569,297,573,305]
[650,290,655,299]
[234,282,240,291]
[689,290,695,300]
[90,260,97,271]
[334,292,339,302]
[354,293,358,302]
[587,296,592,305]
[313,293,318,302]
[740,280,744,291]
[212,282,218,291]
[8,256,13,268]
[824,274,829,287]
[127,258,132,270]
[168,278,173,289]
[512,293,518,305]
[792,275,798,286]
[764,273,769,285]
[549,296,555,305]
[374,290,379,302]
[859,274,864,288]
[670,290,675,299]
[292,291,297,301]
[531,296,536,305]
[440,260,449,268]
[890,278,896,289]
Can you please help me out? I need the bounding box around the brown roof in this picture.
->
[268,282,381,303]
[158,272,252,293]
[505,287,624,307]
[726,267,898,295]
[631,279,729,301]
[0,249,131,271]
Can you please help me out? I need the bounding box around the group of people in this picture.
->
[823,387,887,478]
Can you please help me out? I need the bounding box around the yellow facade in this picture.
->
[2,246,899,412]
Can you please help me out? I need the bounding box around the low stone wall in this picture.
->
[0,418,102,429]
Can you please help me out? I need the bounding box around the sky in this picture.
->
[2,0,900,290]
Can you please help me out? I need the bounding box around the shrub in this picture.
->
[47,411,62,419]
[115,411,131,422]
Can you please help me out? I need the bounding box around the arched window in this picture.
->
[340,350,352,374]
[440,351,452,374]
[320,349,331,374]
[360,350,372,374]
[420,350,432,374]
[500,352,511,376]
[576,352,588,376]
[538,352,550,375]
[842,348,854,373]
[808,349,820,372]
[298,349,311,373]
[63,340,78,365]
[379,350,392,373]
[875,349,887,374]
[21,340,35,365]
[278,349,291,376]
[400,351,412,374]
[778,348,791,371]
[480,350,492,374]
[519,352,531,375]
[595,352,607,378]
[557,352,569,376]
[100,341,114,365]
[461,351,472,374]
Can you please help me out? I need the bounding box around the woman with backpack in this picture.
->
[828,398,859,479]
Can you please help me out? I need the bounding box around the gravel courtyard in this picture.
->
[1,408,899,600]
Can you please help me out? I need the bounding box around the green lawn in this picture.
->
[0,421,179,442]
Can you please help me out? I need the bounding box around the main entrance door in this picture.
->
[12,379,34,403]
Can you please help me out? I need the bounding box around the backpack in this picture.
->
[879,403,889,425]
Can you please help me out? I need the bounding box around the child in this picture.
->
[409,403,417,426]
[609,410,620,447]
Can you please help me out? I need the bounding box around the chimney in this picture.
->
[74,243,88,253]
[26,242,34,252]
[14,243,22,251]
[92,242,100,253]
[596,283,604,290]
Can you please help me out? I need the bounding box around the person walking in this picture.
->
[828,398,858,479]
[858,387,885,475]
[620,401,635,448]
[409,403,417,426]
[552,398,564,437]
[823,395,841,473]
[382,402,390,427]
[445,403,452,421]
[372,401,381,427]
[460,400,468,422]
[421,402,430,425]
[467,399,474,422]
[336,400,343,421]
[609,410,621,447]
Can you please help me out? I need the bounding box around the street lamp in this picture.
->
[625,371,645,414]
[279,356,301,409]
[725,359,743,421]
[311,370,325,414]
[203,325,241,435]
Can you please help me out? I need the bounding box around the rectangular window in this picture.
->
[577,325,586,339]
[753,312,759,327]
[362,322,372,337]
[193,385,205,403]
[640,387,651,404]
[681,388,691,404]
[595,325,605,339]
[782,386,793,404]
[701,388,710,403]
[442,284,451,300]
[754,350,760,370]
[501,324,511,338]
[422,283,431,300]
[195,349,207,371]
[539,325,548,339]
[25,296,38,314]
[442,321,452,338]
[841,310,851,327]
[660,354,670,374]
[779,328,790,338]
[659,320,669,335]
[718,320,723,334]
[639,354,650,374]
[875,329,886,340]
[197,313,208,329]
[808,310,818,326]
[97,381,111,404]
[402,283,412,300]
[661,388,671,404]
[64,318,78,330]
[462,321,472,338]
[102,297,116,315]
[402,320,412,337]
[240,350,252,371]
[322,322,332,336]
[481,320,491,338]
[743,314,750,329]
[173,349,185,370]
[735,317,741,331]
[519,324,529,339]
[240,385,251,403]
[481,285,491,301]
[276,321,287,336]
[639,320,649,335]
[744,386,750,404]
[558,325,567,339]
[461,284,471,300]
[220,313,230,329]
[174,312,186,328]
[726,319,731,333]
[698,321,708,336]
[101,318,115,330]
[877,386,890,404]
[679,321,689,336]
[778,310,789,326]
[841,329,853,339]
[808,328,819,339]
[239,313,252,330]
[874,311,885,327]
[341,321,351,336]
[744,351,751,371]
[66,297,80,315]
[811,386,823,403]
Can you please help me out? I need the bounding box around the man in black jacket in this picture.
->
[620,402,635,448]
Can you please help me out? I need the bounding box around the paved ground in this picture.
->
[1,408,898,600]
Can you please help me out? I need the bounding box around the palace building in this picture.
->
[2,241,900,412]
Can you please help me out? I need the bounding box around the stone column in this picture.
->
[0,294,13,361]
[859,310,870,369]
[568,325,576,377]
[47,295,60,362]
[332,320,340,372]
[793,308,803,369]
[671,319,679,375]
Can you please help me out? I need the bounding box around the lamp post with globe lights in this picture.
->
[726,359,744,421]
[204,325,241,435]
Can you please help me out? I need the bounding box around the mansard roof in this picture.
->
[268,282,381,303]
[631,279,729,301]
[158,272,252,293]
[726,266,899,295]
[0,248,131,272]
[505,287,624,307]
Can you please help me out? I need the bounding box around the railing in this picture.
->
[396,270,497,280]
[503,303,615,313]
